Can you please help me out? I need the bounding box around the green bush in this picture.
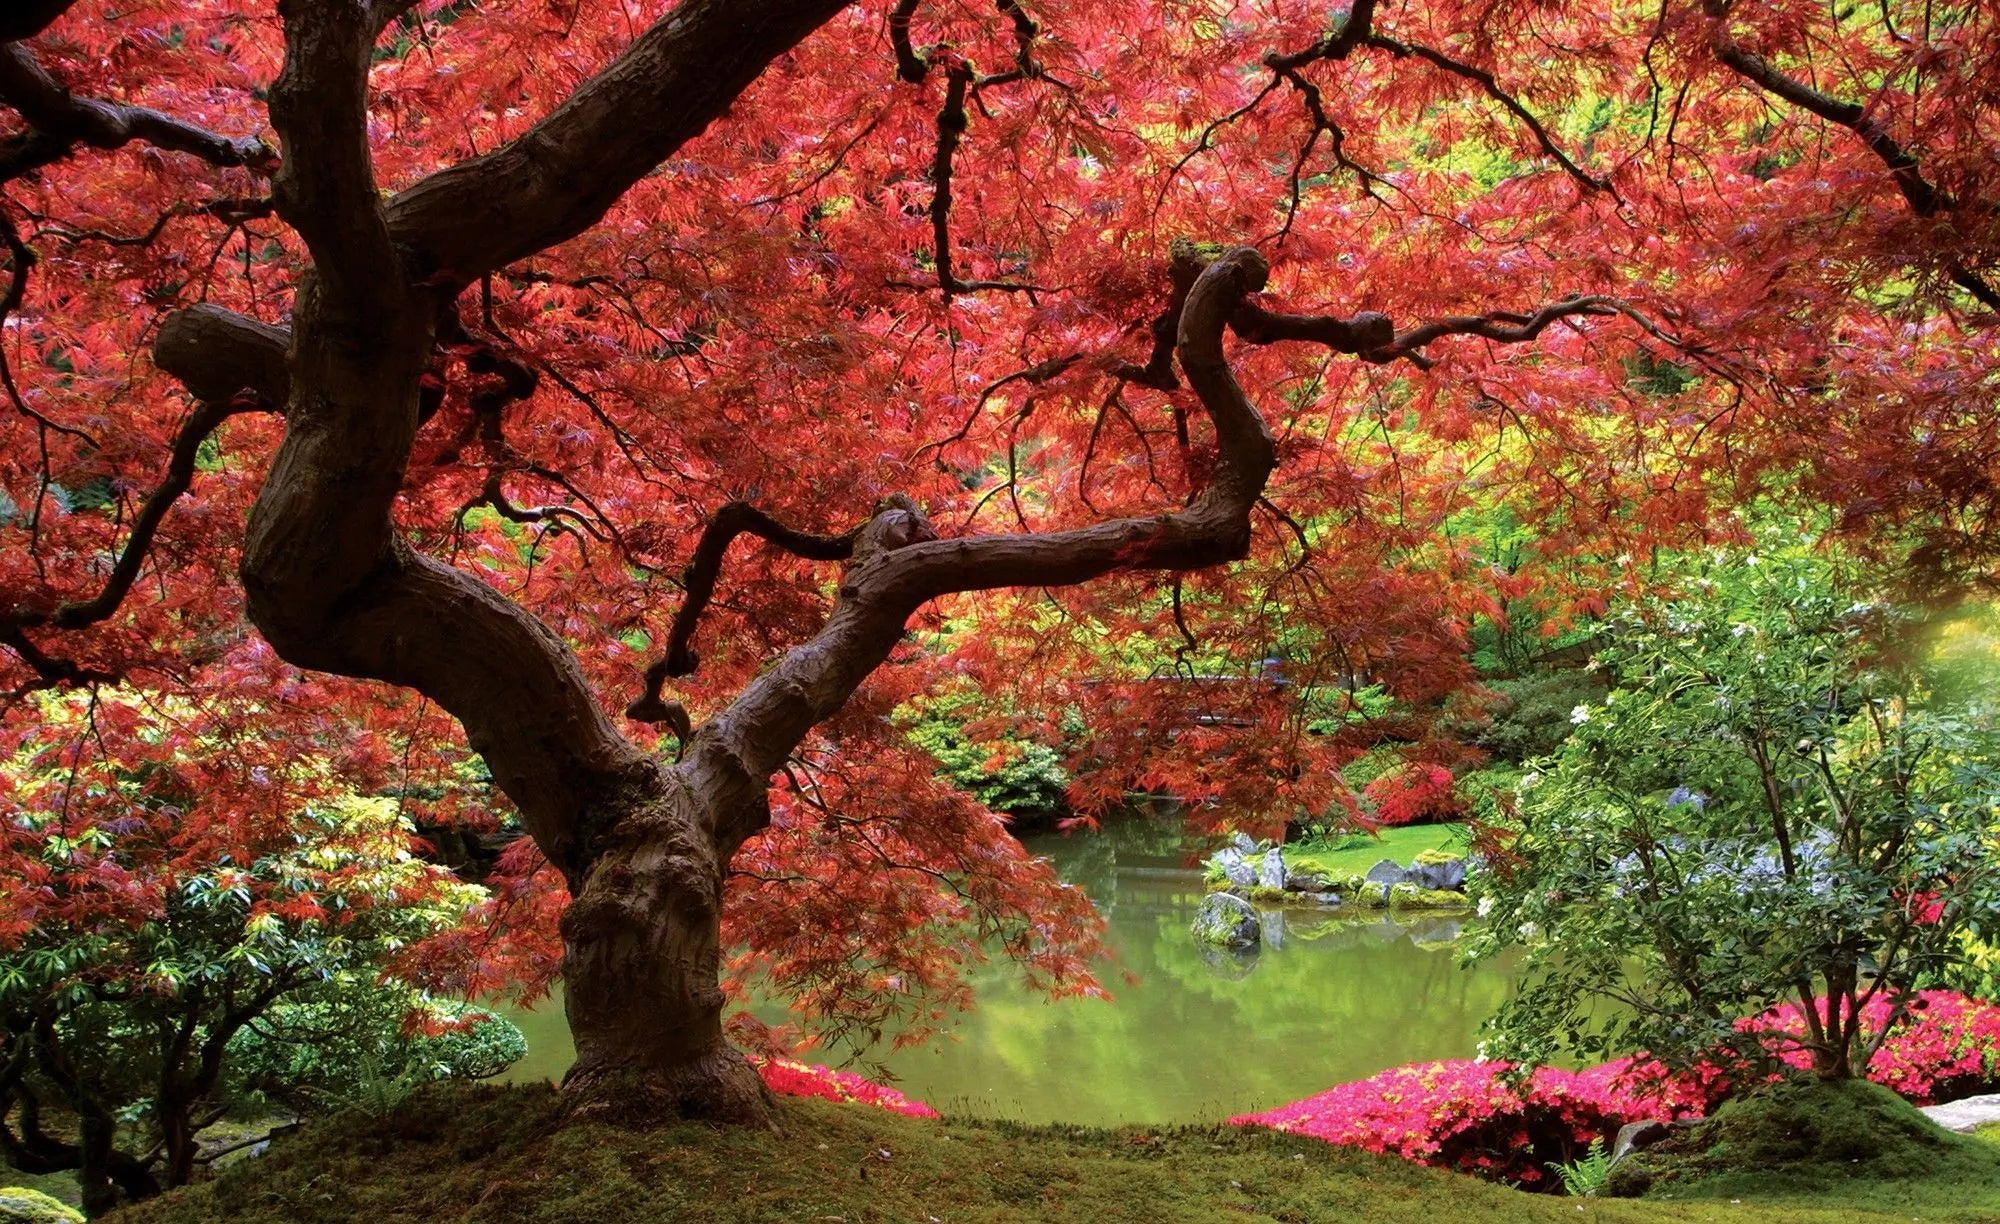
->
[230,996,526,1114]
[1470,671,1602,763]
[899,695,1070,822]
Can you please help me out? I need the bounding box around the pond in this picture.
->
[499,819,1525,1126]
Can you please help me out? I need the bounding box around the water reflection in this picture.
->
[501,819,1523,1126]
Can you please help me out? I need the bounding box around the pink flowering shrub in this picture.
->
[1235,991,2000,1189]
[1755,989,2000,1105]
[750,1056,940,1119]
[1229,1058,1697,1188]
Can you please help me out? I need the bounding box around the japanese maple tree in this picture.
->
[1,0,1995,1126]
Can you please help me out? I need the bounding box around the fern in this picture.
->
[1548,1136,1615,1197]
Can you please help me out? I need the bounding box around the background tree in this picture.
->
[1473,546,2000,1080]
[0,0,1996,1123]
[0,693,519,1216]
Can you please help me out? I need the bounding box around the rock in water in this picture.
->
[1257,846,1288,890]
[1190,892,1261,950]
[1210,847,1256,888]
[1259,907,1288,950]
[1363,858,1409,886]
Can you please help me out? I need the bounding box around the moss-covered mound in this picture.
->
[109,1081,2000,1223]
[1611,1077,2000,1214]
[0,1187,84,1224]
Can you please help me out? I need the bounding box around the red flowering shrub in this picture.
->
[751,1057,940,1119]
[1235,992,2000,1189]
[1229,1058,1697,1188]
[1756,990,2000,1105]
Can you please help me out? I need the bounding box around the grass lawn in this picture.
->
[111,1082,2000,1224]
[1284,823,1471,879]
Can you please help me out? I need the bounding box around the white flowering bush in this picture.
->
[1469,546,2000,1080]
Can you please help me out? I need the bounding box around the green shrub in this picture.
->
[899,695,1070,822]
[1471,671,1601,763]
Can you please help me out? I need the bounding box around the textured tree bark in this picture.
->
[555,765,771,1123]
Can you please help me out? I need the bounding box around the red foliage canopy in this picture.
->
[1,0,1996,1053]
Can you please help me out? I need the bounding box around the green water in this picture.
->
[501,821,1524,1126]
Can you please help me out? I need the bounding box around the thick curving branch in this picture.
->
[154,304,291,405]
[383,0,852,288]
[0,45,271,183]
[0,1,78,44]
[683,247,1281,847]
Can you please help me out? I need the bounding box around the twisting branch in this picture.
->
[689,248,1286,841]
[0,45,273,183]
[1359,296,1619,369]
[626,502,862,724]
[1359,35,1613,196]
[3,395,272,636]
[929,60,975,300]
[1699,0,2000,312]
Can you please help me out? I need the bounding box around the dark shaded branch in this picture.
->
[1360,35,1612,195]
[1266,0,1378,71]
[0,44,272,183]
[1700,0,1999,311]
[4,397,270,636]
[154,304,291,405]
[889,0,929,83]
[628,503,861,724]
[1229,299,1396,353]
[383,0,855,289]
[0,1,78,43]
[929,61,975,299]
[1361,296,1618,369]
[267,4,397,314]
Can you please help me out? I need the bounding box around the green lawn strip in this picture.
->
[1284,823,1471,880]
[113,1083,1993,1224]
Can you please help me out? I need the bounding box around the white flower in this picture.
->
[1570,704,1593,724]
[1519,772,1542,791]
[1476,895,1495,917]
[1518,921,1541,940]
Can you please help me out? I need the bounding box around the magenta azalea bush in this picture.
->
[751,1056,940,1119]
[1759,989,2000,1106]
[1234,991,2000,1188]
[1229,1058,1694,1187]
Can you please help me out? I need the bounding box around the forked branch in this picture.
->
[0,44,272,183]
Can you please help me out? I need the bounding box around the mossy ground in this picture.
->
[1610,1078,2000,1220]
[109,1082,2000,1223]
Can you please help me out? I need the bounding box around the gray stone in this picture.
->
[1921,1093,2000,1133]
[1612,1119,1674,1162]
[1407,858,1467,891]
[1210,847,1256,888]
[1229,832,1259,854]
[1285,869,1331,892]
[1300,891,1343,908]
[1190,892,1261,950]
[1363,858,1409,886]
[1257,846,1288,890]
